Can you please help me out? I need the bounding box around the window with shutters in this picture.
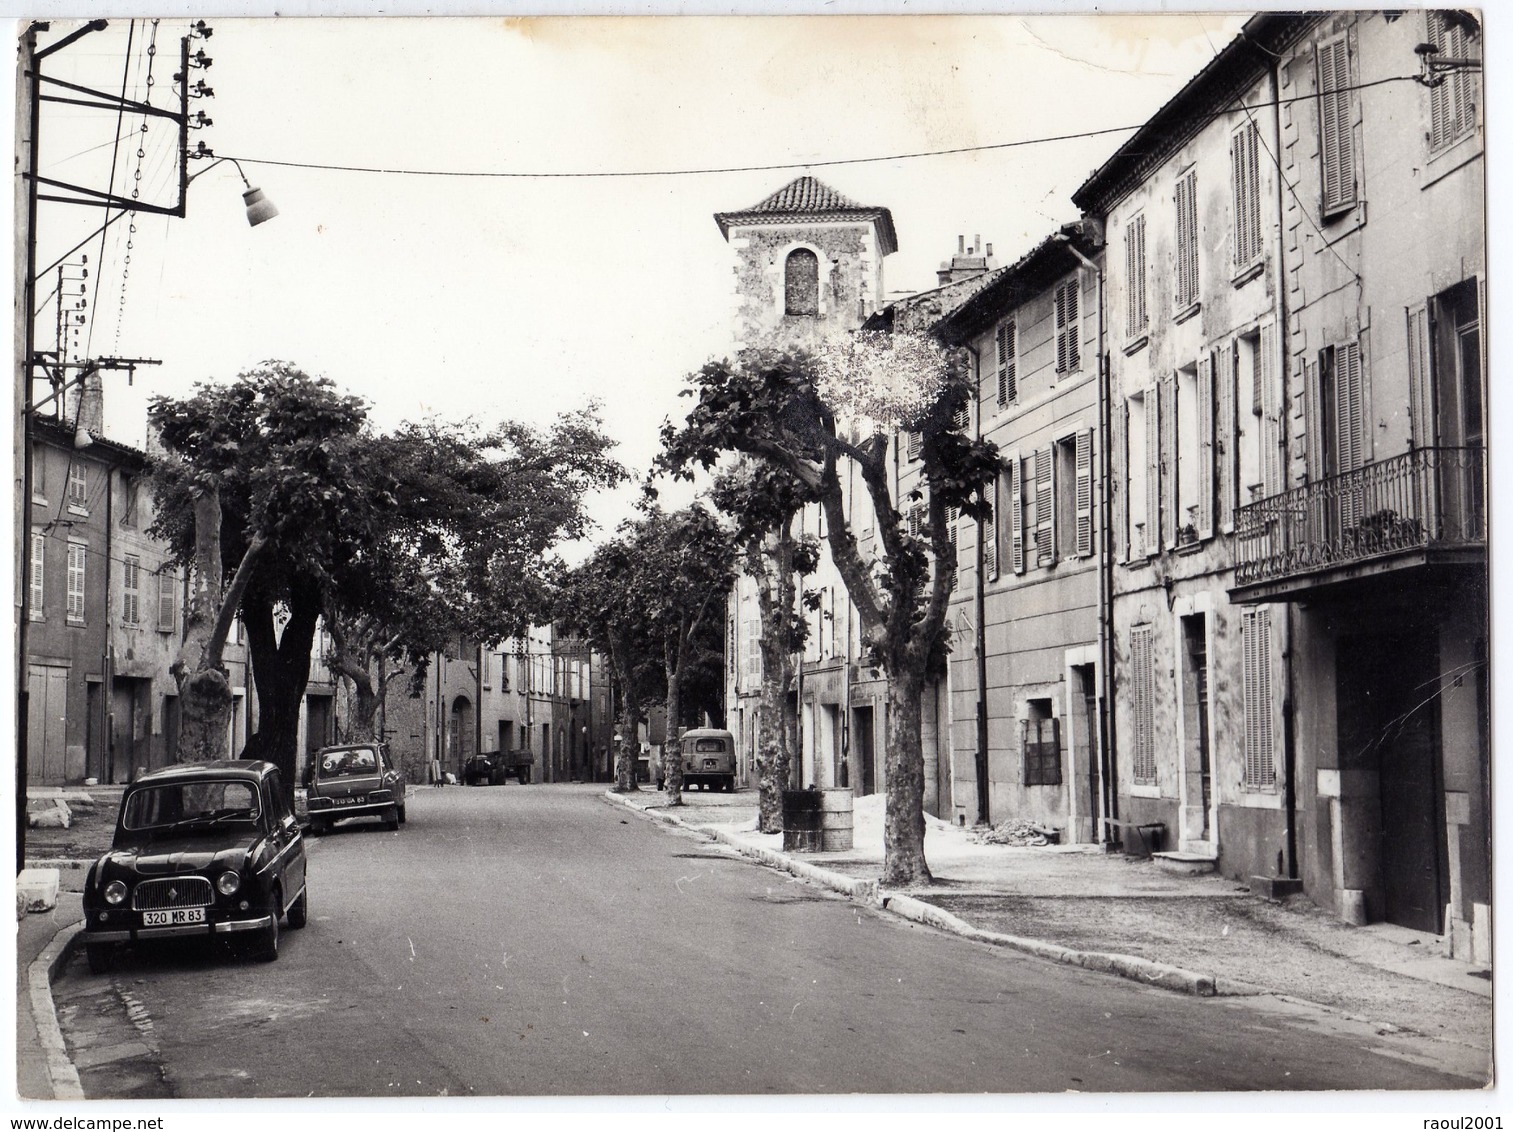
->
[1054,436,1077,560]
[1236,332,1264,502]
[121,478,140,528]
[1054,280,1080,373]
[122,554,141,624]
[1230,120,1263,273]
[907,503,924,540]
[951,398,970,433]
[1124,213,1148,339]
[1174,361,1215,542]
[784,248,819,316]
[1241,608,1277,790]
[996,319,1017,406]
[1031,449,1055,567]
[67,463,88,514]
[906,430,922,462]
[1174,169,1200,311]
[742,619,762,686]
[1317,35,1357,216]
[30,531,45,617]
[1073,430,1093,557]
[1323,340,1368,477]
[66,540,86,623]
[945,506,959,590]
[1022,700,1062,786]
[155,566,176,635]
[1130,625,1157,784]
[1427,12,1479,153]
[1126,392,1150,558]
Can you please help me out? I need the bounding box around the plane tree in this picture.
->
[659,337,1001,884]
[703,459,820,833]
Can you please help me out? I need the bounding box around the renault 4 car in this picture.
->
[79,760,308,973]
[303,742,407,834]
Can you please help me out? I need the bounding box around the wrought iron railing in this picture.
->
[1234,447,1485,587]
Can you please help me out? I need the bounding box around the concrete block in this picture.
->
[1339,887,1368,926]
[27,801,71,829]
[1249,875,1304,902]
[17,868,60,913]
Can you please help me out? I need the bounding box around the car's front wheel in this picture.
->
[85,943,114,975]
[397,804,406,825]
[257,897,281,962]
[384,806,400,832]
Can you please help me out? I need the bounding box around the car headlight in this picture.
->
[216,871,241,896]
[103,880,127,906]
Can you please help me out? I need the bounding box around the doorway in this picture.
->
[1070,664,1099,843]
[1179,615,1213,845]
[1337,631,1448,933]
[852,705,876,796]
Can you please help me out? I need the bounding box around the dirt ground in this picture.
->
[26,799,118,861]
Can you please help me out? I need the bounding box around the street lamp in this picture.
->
[186,153,279,227]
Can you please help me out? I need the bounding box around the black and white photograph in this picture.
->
[9,3,1498,1118]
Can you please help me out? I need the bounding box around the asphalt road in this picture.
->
[53,783,1483,1098]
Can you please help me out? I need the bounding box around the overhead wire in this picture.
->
[218,73,1426,182]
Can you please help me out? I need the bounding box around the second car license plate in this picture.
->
[334,795,365,806]
[142,908,205,927]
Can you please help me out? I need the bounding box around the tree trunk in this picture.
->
[609,634,640,793]
[755,656,789,834]
[241,587,320,797]
[881,667,931,886]
[172,489,266,763]
[662,634,687,805]
[349,675,381,742]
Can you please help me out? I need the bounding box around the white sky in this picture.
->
[23,11,1251,555]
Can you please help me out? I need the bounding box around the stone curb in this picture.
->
[28,918,86,1100]
[604,790,1217,998]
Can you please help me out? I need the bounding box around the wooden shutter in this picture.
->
[1319,37,1356,213]
[1034,447,1054,565]
[1161,376,1178,549]
[1231,122,1262,269]
[1197,352,1216,539]
[1216,341,1236,531]
[1175,170,1199,308]
[1144,387,1160,555]
[1074,429,1093,558]
[1131,625,1156,783]
[1056,280,1080,373]
[983,501,998,581]
[1335,340,1365,473]
[1406,303,1434,448]
[907,431,922,461]
[907,503,924,539]
[1242,608,1276,789]
[1304,357,1325,481]
[1009,459,1025,574]
[1260,319,1281,495]
[30,531,44,610]
[997,320,1016,406]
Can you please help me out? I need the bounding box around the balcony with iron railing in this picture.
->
[1231,446,1486,602]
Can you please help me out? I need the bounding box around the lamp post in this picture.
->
[16,19,277,873]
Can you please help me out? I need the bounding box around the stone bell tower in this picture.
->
[714,175,897,351]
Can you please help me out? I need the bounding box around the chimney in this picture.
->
[72,363,104,449]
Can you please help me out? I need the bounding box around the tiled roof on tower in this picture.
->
[715,175,898,256]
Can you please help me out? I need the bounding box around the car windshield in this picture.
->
[318,748,380,778]
[121,781,261,832]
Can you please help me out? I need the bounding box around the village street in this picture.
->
[49,784,1481,1099]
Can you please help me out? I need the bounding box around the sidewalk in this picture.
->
[15,892,85,1101]
[610,788,1493,1066]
